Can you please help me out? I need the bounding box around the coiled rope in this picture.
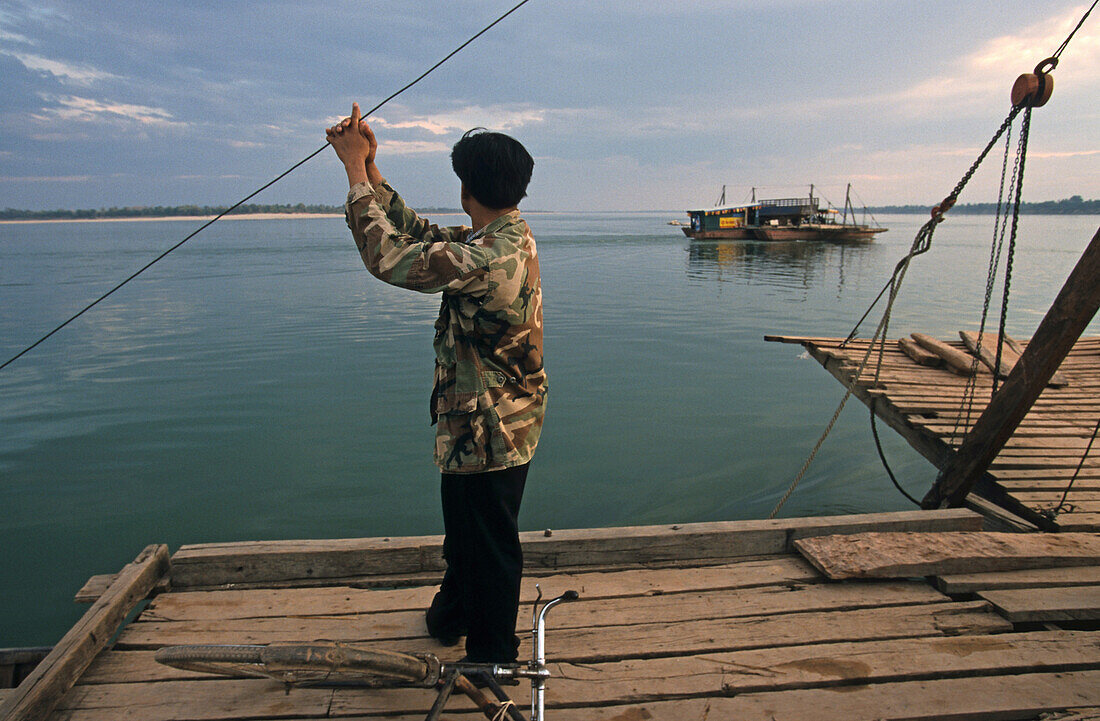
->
[0,0,535,373]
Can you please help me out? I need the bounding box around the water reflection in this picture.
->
[685,238,875,294]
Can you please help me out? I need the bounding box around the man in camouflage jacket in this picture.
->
[327,104,546,663]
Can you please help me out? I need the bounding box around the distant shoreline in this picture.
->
[0,211,477,225]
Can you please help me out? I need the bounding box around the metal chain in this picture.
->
[992,107,1032,396]
[950,124,1015,444]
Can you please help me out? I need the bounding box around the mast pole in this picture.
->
[922,226,1100,509]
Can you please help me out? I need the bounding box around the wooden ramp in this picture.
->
[6,509,1100,720]
[767,334,1100,532]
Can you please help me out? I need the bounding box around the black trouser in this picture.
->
[433,463,528,662]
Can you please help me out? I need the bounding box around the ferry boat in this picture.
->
[683,184,887,242]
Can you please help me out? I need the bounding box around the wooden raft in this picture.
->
[8,509,1100,721]
[767,334,1100,532]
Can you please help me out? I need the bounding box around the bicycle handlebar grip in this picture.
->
[563,590,579,601]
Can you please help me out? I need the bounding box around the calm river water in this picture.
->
[1,211,1098,645]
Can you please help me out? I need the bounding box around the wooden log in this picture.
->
[168,510,982,588]
[911,333,988,376]
[0,545,169,721]
[793,531,1100,580]
[979,585,1100,622]
[898,337,943,366]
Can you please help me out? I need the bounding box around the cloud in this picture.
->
[367,105,549,135]
[0,174,95,182]
[31,95,184,128]
[1029,149,1100,158]
[2,51,118,86]
[382,140,452,155]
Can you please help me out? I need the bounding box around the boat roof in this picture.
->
[686,203,762,214]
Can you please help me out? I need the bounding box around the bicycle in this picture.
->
[154,586,579,721]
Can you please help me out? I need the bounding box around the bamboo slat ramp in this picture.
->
[4,509,1100,720]
[766,334,1100,532]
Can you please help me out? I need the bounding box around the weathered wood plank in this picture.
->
[960,330,1023,378]
[557,669,1100,721]
[899,337,942,366]
[537,601,1007,664]
[119,600,1009,665]
[524,631,1100,709]
[81,632,1100,712]
[142,556,818,622]
[116,582,950,650]
[1057,514,1100,532]
[794,531,1100,580]
[63,603,1010,720]
[979,585,1100,622]
[937,565,1100,593]
[913,333,988,376]
[168,510,982,588]
[0,545,169,721]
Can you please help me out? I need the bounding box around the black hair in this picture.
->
[450,128,534,210]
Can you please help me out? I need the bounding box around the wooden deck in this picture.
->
[5,509,1100,720]
[767,334,1100,532]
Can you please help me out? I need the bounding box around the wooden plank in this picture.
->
[899,337,943,366]
[521,631,1100,708]
[911,333,988,376]
[168,510,982,588]
[119,600,1008,663]
[63,603,1010,720]
[960,330,1023,377]
[557,669,1100,721]
[937,565,1100,593]
[141,556,819,622]
[979,585,1100,622]
[81,632,1100,715]
[793,531,1100,580]
[0,545,169,721]
[1057,514,1100,532]
[537,601,1008,664]
[115,581,950,649]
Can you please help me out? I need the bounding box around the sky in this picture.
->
[0,0,1097,212]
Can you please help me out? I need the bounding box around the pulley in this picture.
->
[1011,57,1056,108]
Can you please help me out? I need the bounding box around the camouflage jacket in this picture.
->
[345,180,547,473]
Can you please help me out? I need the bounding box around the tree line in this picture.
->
[865,195,1099,215]
[0,202,463,220]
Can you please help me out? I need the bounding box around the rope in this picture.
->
[0,0,536,373]
[490,699,517,721]
[1049,416,1100,518]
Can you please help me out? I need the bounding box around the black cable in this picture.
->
[1053,416,1100,515]
[0,0,535,373]
[870,403,920,506]
[1053,0,1098,60]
